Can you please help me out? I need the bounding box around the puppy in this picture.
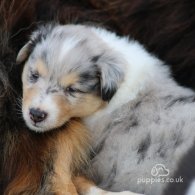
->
[17,23,195,195]
[16,24,141,195]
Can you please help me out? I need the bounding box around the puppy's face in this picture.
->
[21,58,104,132]
[17,24,124,132]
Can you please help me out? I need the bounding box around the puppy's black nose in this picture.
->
[29,108,47,123]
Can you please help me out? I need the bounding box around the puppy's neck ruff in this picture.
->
[84,27,170,129]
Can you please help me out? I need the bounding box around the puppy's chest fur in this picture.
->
[85,84,195,195]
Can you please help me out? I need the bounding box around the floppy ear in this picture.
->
[16,23,57,64]
[96,54,125,101]
[16,42,32,64]
[16,24,50,64]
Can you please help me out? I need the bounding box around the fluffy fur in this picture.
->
[1,0,195,195]
[80,26,195,195]
[17,23,195,195]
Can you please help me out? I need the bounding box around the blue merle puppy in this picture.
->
[17,23,195,195]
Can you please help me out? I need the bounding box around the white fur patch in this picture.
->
[58,37,81,64]
[86,186,143,195]
[23,93,59,132]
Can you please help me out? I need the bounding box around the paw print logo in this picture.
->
[151,164,169,177]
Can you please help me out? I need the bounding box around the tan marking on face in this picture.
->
[60,73,79,87]
[22,87,39,111]
[35,59,48,77]
[22,59,48,88]
[72,94,106,116]
[52,93,105,127]
[53,95,71,126]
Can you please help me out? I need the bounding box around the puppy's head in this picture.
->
[17,24,124,132]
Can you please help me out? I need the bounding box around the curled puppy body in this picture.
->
[16,24,141,195]
[17,23,195,195]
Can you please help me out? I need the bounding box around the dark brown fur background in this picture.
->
[0,0,195,194]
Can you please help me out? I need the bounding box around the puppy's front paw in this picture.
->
[105,191,144,195]
[84,185,144,195]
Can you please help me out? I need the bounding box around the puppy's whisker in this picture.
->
[15,98,22,108]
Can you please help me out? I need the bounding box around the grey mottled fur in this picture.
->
[86,82,195,195]
[18,24,124,101]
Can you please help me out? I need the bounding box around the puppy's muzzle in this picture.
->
[29,108,47,123]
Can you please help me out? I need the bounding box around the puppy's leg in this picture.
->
[51,120,91,195]
[51,130,79,195]
[74,176,143,195]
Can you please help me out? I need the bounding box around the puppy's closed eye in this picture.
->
[64,86,85,97]
[65,86,77,93]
